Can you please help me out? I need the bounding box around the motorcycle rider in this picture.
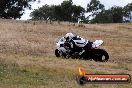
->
[64,32,93,57]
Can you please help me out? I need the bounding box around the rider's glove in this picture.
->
[79,50,85,56]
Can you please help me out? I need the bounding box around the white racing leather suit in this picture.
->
[65,36,92,56]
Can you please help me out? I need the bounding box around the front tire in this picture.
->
[55,49,60,57]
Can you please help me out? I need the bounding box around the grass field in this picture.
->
[0,19,132,88]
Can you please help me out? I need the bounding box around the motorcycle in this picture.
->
[55,37,109,62]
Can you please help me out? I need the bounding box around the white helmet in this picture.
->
[65,32,75,41]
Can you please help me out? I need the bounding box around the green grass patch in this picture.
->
[92,70,108,74]
[0,62,76,87]
[111,65,129,70]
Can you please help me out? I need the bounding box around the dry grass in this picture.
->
[0,19,132,88]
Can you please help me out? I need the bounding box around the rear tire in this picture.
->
[93,49,109,62]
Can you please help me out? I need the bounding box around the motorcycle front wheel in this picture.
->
[55,49,60,57]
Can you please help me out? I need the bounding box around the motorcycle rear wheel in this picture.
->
[92,49,109,62]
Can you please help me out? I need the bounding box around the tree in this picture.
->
[60,0,73,21]
[87,0,104,17]
[90,10,113,23]
[110,6,124,23]
[72,5,85,22]
[90,6,124,23]
[123,3,132,22]
[54,5,63,21]
[30,0,85,23]
[60,0,85,22]
[0,0,36,19]
[30,4,55,21]
[30,9,43,20]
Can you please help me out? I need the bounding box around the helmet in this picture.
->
[65,32,75,41]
